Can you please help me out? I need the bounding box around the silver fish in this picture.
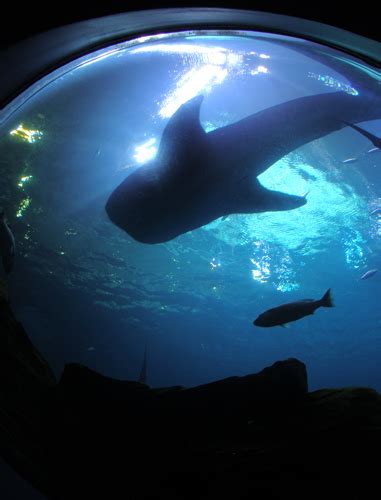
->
[342,157,358,164]
[360,269,378,280]
[369,208,381,216]
[0,211,15,274]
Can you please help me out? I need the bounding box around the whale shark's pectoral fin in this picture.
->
[234,178,308,214]
[158,94,207,163]
[344,121,381,148]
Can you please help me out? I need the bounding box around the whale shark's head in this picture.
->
[105,157,211,244]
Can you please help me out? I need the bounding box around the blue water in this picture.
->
[1,32,381,395]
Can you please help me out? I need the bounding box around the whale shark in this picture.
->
[106,42,381,244]
[106,91,381,244]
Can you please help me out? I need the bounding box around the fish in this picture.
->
[105,32,381,245]
[138,342,147,385]
[0,210,15,274]
[253,288,334,328]
[369,208,381,216]
[106,94,309,244]
[341,157,359,164]
[106,88,381,244]
[344,121,381,149]
[367,147,380,154]
[360,269,378,280]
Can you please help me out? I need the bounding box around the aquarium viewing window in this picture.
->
[0,8,381,394]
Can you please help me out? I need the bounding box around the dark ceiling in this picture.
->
[2,1,381,49]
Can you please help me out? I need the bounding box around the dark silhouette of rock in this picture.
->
[0,296,56,498]
[1,298,381,499]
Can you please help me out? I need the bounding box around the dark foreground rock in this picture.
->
[1,296,381,499]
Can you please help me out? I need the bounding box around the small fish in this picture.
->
[369,208,381,216]
[0,210,15,274]
[367,147,380,154]
[253,288,334,328]
[342,157,358,164]
[360,269,378,280]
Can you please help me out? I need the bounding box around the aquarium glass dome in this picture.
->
[0,10,381,391]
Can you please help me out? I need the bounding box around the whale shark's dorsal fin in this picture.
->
[158,95,206,161]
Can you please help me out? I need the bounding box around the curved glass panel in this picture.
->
[1,31,380,390]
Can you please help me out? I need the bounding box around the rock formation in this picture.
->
[1,293,380,498]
